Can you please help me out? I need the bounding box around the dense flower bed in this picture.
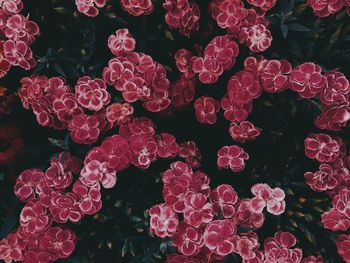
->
[0,0,350,262]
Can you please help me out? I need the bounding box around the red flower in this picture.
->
[204,35,239,70]
[304,133,340,163]
[80,159,117,188]
[217,145,249,172]
[0,0,23,14]
[194,96,220,125]
[170,77,196,108]
[102,57,134,86]
[5,14,39,45]
[163,174,191,213]
[307,0,343,17]
[155,133,179,158]
[166,254,200,263]
[14,168,44,202]
[106,102,134,126]
[119,0,154,16]
[179,141,201,168]
[247,0,277,11]
[214,0,247,32]
[227,70,261,106]
[189,171,211,197]
[289,62,326,98]
[183,193,214,228]
[52,93,83,123]
[233,233,260,260]
[229,121,261,143]
[45,158,73,190]
[149,203,179,238]
[337,234,350,263]
[203,219,236,256]
[192,56,223,84]
[304,164,338,191]
[250,183,286,215]
[68,113,100,144]
[172,222,204,256]
[73,179,102,215]
[129,134,157,169]
[234,199,265,229]
[322,208,350,231]
[20,201,52,234]
[75,0,106,17]
[4,40,36,70]
[320,71,350,106]
[0,232,26,263]
[301,255,324,263]
[264,232,303,263]
[333,188,350,218]
[163,0,200,37]
[221,95,253,123]
[39,227,77,259]
[49,191,82,223]
[210,184,238,218]
[241,24,272,53]
[162,161,193,185]
[315,102,350,131]
[261,60,292,93]
[175,49,195,79]
[0,40,11,78]
[108,28,136,55]
[75,76,110,111]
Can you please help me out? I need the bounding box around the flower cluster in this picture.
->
[209,0,273,52]
[149,161,298,262]
[307,0,348,17]
[103,28,171,112]
[163,0,200,37]
[0,0,39,76]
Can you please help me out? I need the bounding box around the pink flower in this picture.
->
[68,113,100,144]
[192,56,223,84]
[227,70,261,106]
[45,158,73,190]
[0,40,11,78]
[0,0,23,14]
[307,0,343,17]
[166,254,200,263]
[102,57,134,86]
[315,102,350,131]
[155,133,179,158]
[175,49,195,78]
[52,92,83,123]
[172,222,204,256]
[234,199,265,229]
[229,121,261,143]
[250,183,286,215]
[304,164,338,191]
[333,188,350,218]
[179,141,201,168]
[194,96,220,125]
[106,102,134,126]
[149,203,179,238]
[80,159,117,188]
[264,232,303,263]
[320,71,350,106]
[337,234,350,263]
[129,134,157,169]
[204,35,239,70]
[39,227,77,259]
[14,168,45,202]
[214,0,247,32]
[241,24,272,53]
[0,232,26,263]
[163,0,200,37]
[5,14,39,45]
[75,76,110,111]
[261,60,292,93]
[221,95,253,123]
[108,28,136,55]
[233,233,260,260]
[183,193,214,228]
[289,62,326,98]
[119,0,154,16]
[217,145,249,172]
[73,179,102,215]
[203,220,236,256]
[321,208,350,231]
[20,201,52,234]
[162,161,193,185]
[75,0,106,17]
[163,173,191,213]
[49,191,82,223]
[304,133,340,163]
[247,0,277,11]
[210,184,238,218]
[4,40,36,70]
[301,255,324,263]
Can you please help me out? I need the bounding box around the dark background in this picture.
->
[1,0,350,262]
